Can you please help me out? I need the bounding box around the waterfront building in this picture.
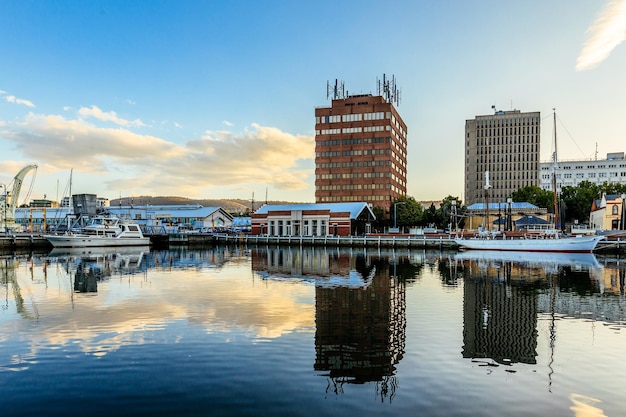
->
[251,202,376,237]
[60,196,109,208]
[540,152,626,193]
[314,91,407,214]
[464,109,541,206]
[589,193,626,231]
[464,201,549,231]
[14,203,234,232]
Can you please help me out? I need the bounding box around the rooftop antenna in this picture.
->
[376,74,401,106]
[326,79,345,100]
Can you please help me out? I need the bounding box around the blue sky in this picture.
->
[1,0,625,205]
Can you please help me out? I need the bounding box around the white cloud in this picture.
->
[222,120,234,127]
[4,94,35,107]
[78,105,145,127]
[2,113,314,197]
[577,0,626,71]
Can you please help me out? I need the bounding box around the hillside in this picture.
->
[110,196,309,214]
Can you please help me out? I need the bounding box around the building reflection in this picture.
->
[251,247,406,399]
[453,251,624,366]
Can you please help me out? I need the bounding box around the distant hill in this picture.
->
[109,196,309,214]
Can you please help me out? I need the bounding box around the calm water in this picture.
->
[0,245,624,416]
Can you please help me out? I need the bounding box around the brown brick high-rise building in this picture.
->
[314,94,407,213]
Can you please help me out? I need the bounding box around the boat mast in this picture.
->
[552,110,559,230]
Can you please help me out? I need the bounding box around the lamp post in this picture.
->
[393,201,405,230]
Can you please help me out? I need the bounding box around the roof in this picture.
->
[515,215,551,226]
[254,202,376,220]
[467,202,539,211]
[232,216,251,227]
[108,206,233,220]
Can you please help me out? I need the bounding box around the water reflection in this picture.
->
[1,246,625,416]
[447,250,625,369]
[251,247,406,401]
[49,247,148,294]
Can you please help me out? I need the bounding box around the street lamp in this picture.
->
[393,201,405,230]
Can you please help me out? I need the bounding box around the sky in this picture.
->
[1,0,626,205]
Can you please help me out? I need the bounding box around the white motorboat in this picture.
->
[454,233,604,253]
[44,217,150,248]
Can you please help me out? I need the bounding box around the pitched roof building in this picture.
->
[251,202,376,236]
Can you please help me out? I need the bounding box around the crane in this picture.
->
[1,164,38,232]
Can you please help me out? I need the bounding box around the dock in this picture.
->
[1,233,624,253]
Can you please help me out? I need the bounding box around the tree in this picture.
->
[392,196,424,228]
[371,206,388,231]
[599,182,626,196]
[439,195,466,230]
[511,186,554,211]
[560,181,600,224]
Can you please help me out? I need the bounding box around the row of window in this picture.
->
[317,137,392,146]
[475,116,540,127]
[541,171,626,180]
[316,172,392,180]
[316,125,391,136]
[318,195,391,202]
[476,153,538,164]
[267,219,328,237]
[317,112,391,125]
[475,162,539,181]
[562,164,626,169]
[477,144,538,154]
[475,136,538,146]
[477,127,538,137]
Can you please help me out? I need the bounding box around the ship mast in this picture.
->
[551,110,559,230]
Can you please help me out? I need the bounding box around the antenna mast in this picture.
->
[376,74,401,106]
[326,79,346,100]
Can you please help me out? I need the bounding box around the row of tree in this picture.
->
[373,195,465,231]
[511,181,626,224]
[376,180,626,231]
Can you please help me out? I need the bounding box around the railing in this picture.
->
[212,234,458,248]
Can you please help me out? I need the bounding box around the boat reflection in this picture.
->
[251,247,406,401]
[453,250,602,272]
[49,246,148,294]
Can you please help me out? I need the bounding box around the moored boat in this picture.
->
[454,233,604,253]
[44,219,150,248]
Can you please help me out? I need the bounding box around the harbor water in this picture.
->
[0,246,624,416]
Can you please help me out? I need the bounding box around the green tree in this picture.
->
[511,186,554,211]
[560,181,600,224]
[392,196,424,228]
[599,182,626,196]
[422,203,442,228]
[371,206,388,231]
[439,195,466,230]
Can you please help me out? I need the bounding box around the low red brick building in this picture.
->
[251,202,376,237]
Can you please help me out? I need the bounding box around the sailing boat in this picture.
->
[455,110,604,253]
